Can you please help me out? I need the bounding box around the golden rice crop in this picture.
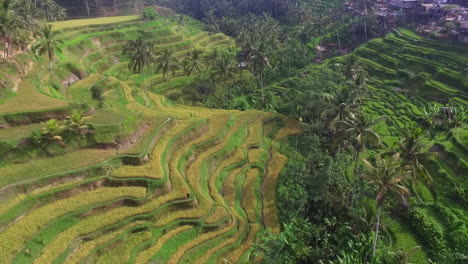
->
[262,151,288,233]
[65,221,147,263]
[195,210,247,264]
[50,16,139,31]
[0,187,146,263]
[275,117,302,140]
[224,223,261,263]
[204,206,230,225]
[242,168,260,223]
[134,225,193,263]
[223,168,244,207]
[166,214,237,264]
[34,190,186,264]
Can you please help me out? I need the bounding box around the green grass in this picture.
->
[0,123,42,140]
[387,218,429,264]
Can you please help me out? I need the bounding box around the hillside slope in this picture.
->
[0,15,300,263]
[268,28,468,263]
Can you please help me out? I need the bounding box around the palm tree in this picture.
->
[387,127,436,187]
[320,85,360,132]
[181,57,191,77]
[246,44,271,102]
[123,35,155,106]
[123,35,154,74]
[211,48,238,85]
[83,0,90,17]
[32,24,63,78]
[154,48,179,81]
[337,114,384,175]
[362,154,410,258]
[0,0,19,59]
[339,54,366,83]
[186,48,204,76]
[355,0,375,40]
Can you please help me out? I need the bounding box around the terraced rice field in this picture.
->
[269,28,468,263]
[0,16,300,263]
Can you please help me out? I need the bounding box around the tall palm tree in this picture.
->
[123,35,154,74]
[154,48,179,81]
[387,127,436,187]
[337,114,384,175]
[339,54,366,83]
[211,48,238,85]
[0,0,19,59]
[186,48,204,76]
[320,85,360,132]
[32,24,63,78]
[246,44,271,102]
[181,57,191,77]
[362,154,410,258]
[355,0,375,40]
[123,35,154,106]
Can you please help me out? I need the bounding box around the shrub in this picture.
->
[142,7,158,22]
[90,84,104,107]
[408,207,449,262]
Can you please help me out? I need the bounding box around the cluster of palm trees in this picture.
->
[122,34,247,105]
[123,34,207,106]
[321,55,436,259]
[0,0,65,59]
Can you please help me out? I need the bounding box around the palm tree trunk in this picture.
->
[353,150,361,175]
[350,150,361,208]
[4,41,8,59]
[364,0,369,40]
[336,30,342,51]
[84,0,90,17]
[372,204,382,258]
[49,61,54,79]
[364,15,368,40]
[144,75,149,107]
[260,73,264,102]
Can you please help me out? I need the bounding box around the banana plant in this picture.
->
[66,110,91,136]
[40,119,66,147]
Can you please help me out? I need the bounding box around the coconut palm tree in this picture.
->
[337,114,385,175]
[123,35,154,74]
[0,0,19,58]
[154,48,179,81]
[246,44,271,102]
[181,57,191,77]
[123,35,155,106]
[186,48,204,76]
[387,127,436,187]
[355,0,375,40]
[362,154,411,258]
[321,85,360,132]
[339,54,366,83]
[211,47,238,85]
[32,24,63,78]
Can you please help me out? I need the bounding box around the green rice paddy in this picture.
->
[0,14,300,264]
